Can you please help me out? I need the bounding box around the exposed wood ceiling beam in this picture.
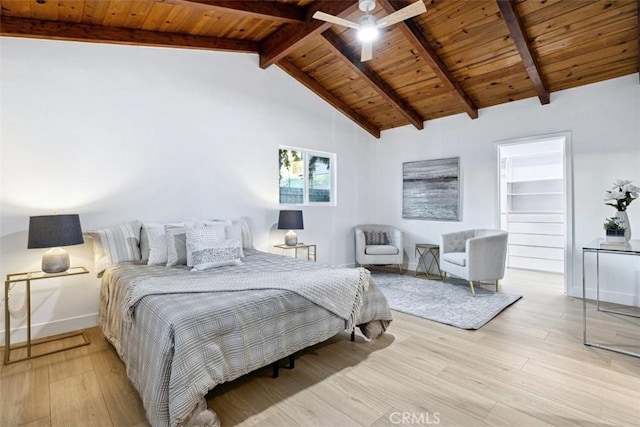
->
[259,1,359,69]
[379,0,478,119]
[277,59,381,138]
[497,0,550,104]
[0,17,259,53]
[321,29,424,130]
[161,0,305,23]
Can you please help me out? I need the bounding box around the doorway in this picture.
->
[496,133,573,294]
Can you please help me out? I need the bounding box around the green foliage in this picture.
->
[603,216,626,231]
[279,149,301,184]
[308,156,330,188]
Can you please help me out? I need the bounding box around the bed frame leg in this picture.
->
[351,329,355,341]
[272,354,296,378]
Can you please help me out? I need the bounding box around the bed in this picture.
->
[94,220,393,427]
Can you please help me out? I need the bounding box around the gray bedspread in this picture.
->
[99,249,392,427]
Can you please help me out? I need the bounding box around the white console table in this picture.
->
[582,239,640,358]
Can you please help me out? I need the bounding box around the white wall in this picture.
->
[375,74,640,302]
[2,36,639,343]
[0,37,377,343]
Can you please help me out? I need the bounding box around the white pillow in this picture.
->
[224,221,245,257]
[144,223,169,265]
[185,223,226,267]
[190,239,242,271]
[211,217,253,251]
[87,221,142,278]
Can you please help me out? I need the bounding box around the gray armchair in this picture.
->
[355,224,404,274]
[439,229,508,296]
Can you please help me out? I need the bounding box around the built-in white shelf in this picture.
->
[507,177,564,183]
[507,192,563,196]
[505,210,563,214]
[502,151,565,273]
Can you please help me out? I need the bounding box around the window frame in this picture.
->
[279,145,337,207]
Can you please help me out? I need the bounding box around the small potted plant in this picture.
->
[603,217,626,243]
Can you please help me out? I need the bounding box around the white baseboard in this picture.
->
[567,286,640,307]
[336,262,356,268]
[345,262,421,271]
[0,313,98,346]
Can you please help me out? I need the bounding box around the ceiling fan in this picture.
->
[313,0,427,62]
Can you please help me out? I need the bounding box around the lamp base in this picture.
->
[284,230,298,246]
[42,247,70,273]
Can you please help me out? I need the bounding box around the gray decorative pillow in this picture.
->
[190,239,242,271]
[140,226,150,262]
[364,231,389,245]
[87,221,142,278]
[165,225,187,267]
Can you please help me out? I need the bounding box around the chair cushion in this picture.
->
[442,252,466,267]
[365,245,399,255]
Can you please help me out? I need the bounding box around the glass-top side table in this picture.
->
[4,266,91,365]
[414,243,443,280]
[582,239,640,358]
[274,243,317,262]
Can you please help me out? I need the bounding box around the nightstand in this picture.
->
[4,266,90,365]
[274,243,317,261]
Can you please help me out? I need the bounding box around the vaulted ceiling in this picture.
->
[1,0,639,138]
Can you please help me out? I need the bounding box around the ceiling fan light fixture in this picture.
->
[357,25,379,42]
[357,14,379,42]
[313,0,427,61]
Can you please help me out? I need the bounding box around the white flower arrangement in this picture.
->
[604,179,639,212]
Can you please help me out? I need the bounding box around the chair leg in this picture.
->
[397,264,404,275]
[495,280,499,292]
[468,281,476,297]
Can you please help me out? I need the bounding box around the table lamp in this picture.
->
[28,214,84,273]
[278,210,303,246]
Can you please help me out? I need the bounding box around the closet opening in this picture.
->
[496,133,573,294]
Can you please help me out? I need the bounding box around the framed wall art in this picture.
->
[402,157,461,221]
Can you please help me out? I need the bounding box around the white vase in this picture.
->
[615,210,631,241]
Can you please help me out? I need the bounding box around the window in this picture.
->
[279,147,336,206]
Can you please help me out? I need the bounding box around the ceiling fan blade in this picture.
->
[377,0,427,29]
[312,11,360,30]
[361,41,373,62]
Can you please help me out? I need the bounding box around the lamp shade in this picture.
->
[277,210,303,230]
[28,214,84,249]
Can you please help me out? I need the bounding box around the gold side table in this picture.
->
[274,243,317,262]
[4,266,90,365]
[414,243,443,280]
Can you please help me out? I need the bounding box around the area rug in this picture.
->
[371,272,522,329]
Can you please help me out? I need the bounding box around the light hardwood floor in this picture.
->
[1,269,639,426]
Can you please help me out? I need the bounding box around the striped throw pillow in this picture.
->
[88,221,142,277]
[364,231,389,245]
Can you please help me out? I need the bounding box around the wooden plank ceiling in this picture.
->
[1,0,638,138]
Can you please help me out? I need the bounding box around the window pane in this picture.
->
[308,155,331,203]
[279,149,304,204]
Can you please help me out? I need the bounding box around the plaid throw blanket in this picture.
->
[123,268,370,330]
